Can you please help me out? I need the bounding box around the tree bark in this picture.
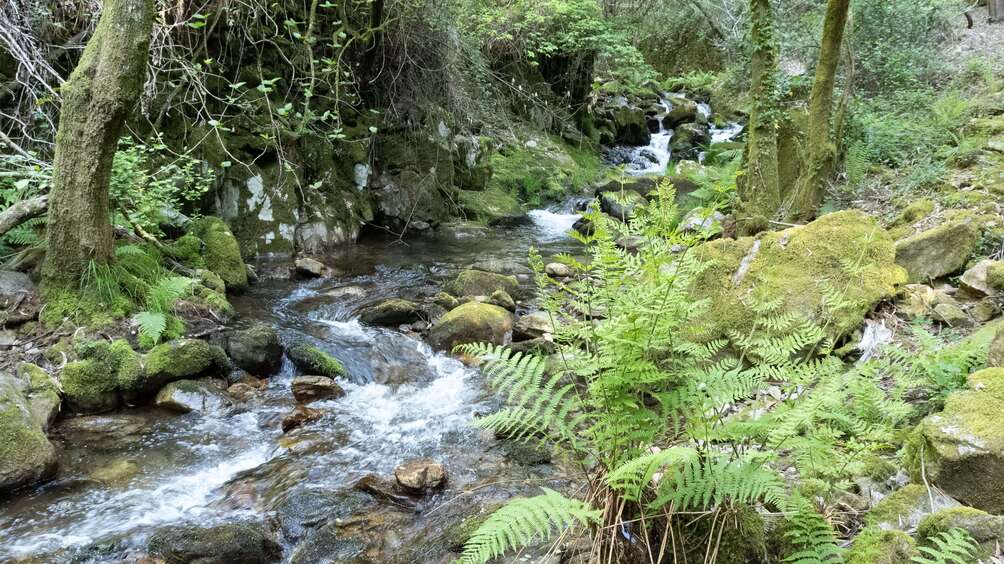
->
[786,0,851,221]
[41,0,154,289]
[737,0,781,234]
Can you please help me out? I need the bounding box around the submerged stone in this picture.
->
[226,323,284,376]
[287,344,346,378]
[147,522,282,564]
[354,298,424,327]
[155,379,234,415]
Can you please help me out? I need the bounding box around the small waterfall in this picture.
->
[622,99,674,176]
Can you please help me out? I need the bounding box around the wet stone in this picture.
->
[291,375,345,404]
[394,458,447,494]
[282,405,324,433]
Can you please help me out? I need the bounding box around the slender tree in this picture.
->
[41,0,154,289]
[737,0,781,234]
[786,0,851,220]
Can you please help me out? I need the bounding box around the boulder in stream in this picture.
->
[189,216,248,292]
[513,311,557,341]
[599,190,646,220]
[226,323,284,376]
[446,269,520,299]
[155,379,235,415]
[427,302,513,352]
[293,257,328,279]
[354,298,425,327]
[287,343,346,378]
[147,522,282,564]
[394,458,447,493]
[0,372,57,494]
[291,375,345,404]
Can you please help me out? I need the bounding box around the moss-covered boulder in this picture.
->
[446,270,520,299]
[190,216,248,292]
[960,259,1004,297]
[225,323,284,376]
[846,527,917,563]
[865,484,960,531]
[894,219,981,283]
[61,359,120,414]
[456,187,527,226]
[918,507,1004,559]
[155,379,235,416]
[17,363,60,431]
[690,210,907,342]
[139,339,228,398]
[287,344,345,378]
[0,372,57,494]
[354,299,424,327]
[147,522,282,564]
[427,302,513,352]
[905,368,1004,513]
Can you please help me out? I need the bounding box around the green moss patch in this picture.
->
[189,216,248,292]
[287,344,346,378]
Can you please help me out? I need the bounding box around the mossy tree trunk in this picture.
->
[786,0,851,221]
[737,0,781,234]
[41,0,154,289]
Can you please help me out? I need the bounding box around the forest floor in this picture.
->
[954,9,1004,72]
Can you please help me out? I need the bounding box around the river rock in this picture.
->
[291,375,345,404]
[17,363,60,431]
[906,368,1004,513]
[918,507,1004,559]
[960,259,1004,297]
[58,413,151,438]
[89,458,140,485]
[600,190,646,220]
[227,382,261,402]
[0,270,41,325]
[282,405,324,433]
[572,216,594,236]
[427,302,514,352]
[293,257,328,278]
[933,302,973,327]
[864,484,960,532]
[447,269,520,299]
[609,103,651,146]
[433,291,459,310]
[663,96,699,128]
[155,379,235,415]
[488,290,516,312]
[545,262,572,278]
[140,339,229,398]
[680,208,725,235]
[287,343,345,378]
[190,216,248,292]
[394,458,447,493]
[514,311,556,341]
[895,219,981,283]
[671,123,710,159]
[469,259,533,277]
[354,298,424,326]
[0,372,57,493]
[691,210,907,343]
[147,522,282,564]
[226,323,284,376]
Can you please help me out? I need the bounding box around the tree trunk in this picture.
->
[786,0,850,221]
[737,0,781,234]
[41,0,154,289]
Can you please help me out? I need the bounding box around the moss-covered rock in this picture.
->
[190,216,248,292]
[892,199,935,227]
[446,270,520,299]
[904,368,1004,513]
[690,210,907,343]
[16,363,60,431]
[0,373,57,494]
[845,527,917,563]
[990,326,1004,368]
[139,339,225,397]
[682,505,766,564]
[599,189,647,220]
[147,522,282,564]
[61,359,120,414]
[155,379,235,416]
[917,507,1004,559]
[456,187,527,226]
[427,302,513,352]
[865,484,960,531]
[287,343,345,378]
[225,323,284,376]
[894,219,981,283]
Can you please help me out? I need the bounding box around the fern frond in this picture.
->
[456,488,600,564]
[134,311,167,344]
[911,528,979,564]
[606,447,699,500]
[782,496,843,563]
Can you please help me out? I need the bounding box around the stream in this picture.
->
[0,207,585,563]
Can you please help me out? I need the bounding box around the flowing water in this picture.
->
[0,210,585,563]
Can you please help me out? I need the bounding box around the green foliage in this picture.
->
[133,276,194,347]
[455,488,600,564]
[0,154,50,258]
[782,497,844,563]
[911,528,979,564]
[109,138,213,235]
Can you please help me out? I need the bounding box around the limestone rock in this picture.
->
[155,379,235,415]
[446,269,520,299]
[933,302,973,328]
[960,259,1004,297]
[286,343,345,378]
[282,405,323,433]
[226,323,284,376]
[691,210,907,342]
[544,262,572,278]
[427,302,513,352]
[394,458,447,493]
[354,299,424,327]
[895,220,980,283]
[147,522,282,564]
[906,368,1004,513]
[0,373,57,493]
[291,375,345,404]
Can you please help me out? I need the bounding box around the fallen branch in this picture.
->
[0,194,48,236]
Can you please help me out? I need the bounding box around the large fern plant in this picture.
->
[453,181,903,563]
